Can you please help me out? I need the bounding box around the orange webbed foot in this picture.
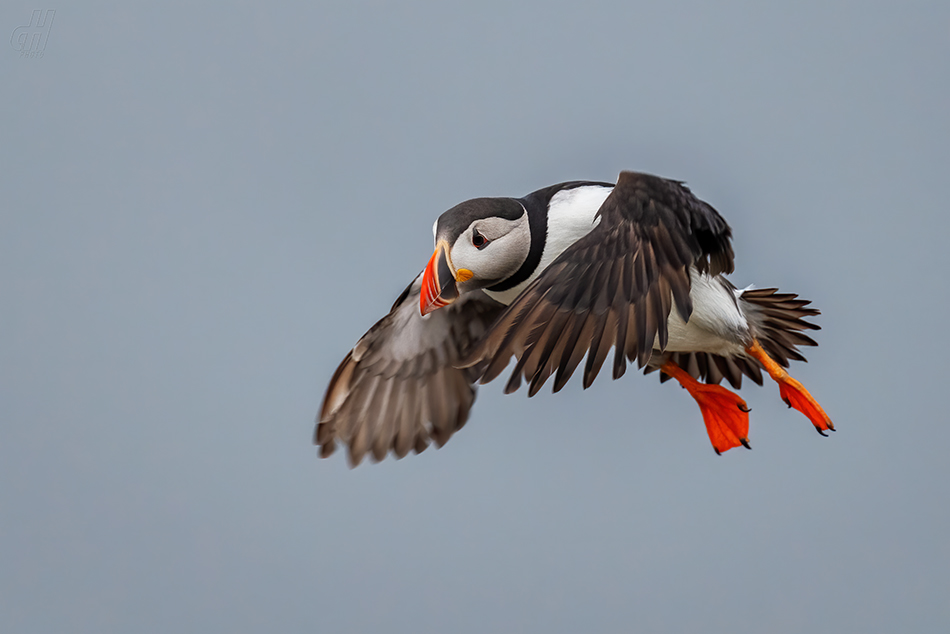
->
[778,376,835,436]
[693,382,752,455]
[746,340,834,436]
[661,361,751,455]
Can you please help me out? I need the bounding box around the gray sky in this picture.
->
[2,1,948,632]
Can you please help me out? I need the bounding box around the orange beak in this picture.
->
[420,242,460,315]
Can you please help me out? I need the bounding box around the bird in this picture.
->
[316,171,833,466]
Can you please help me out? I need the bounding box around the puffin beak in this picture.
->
[420,241,461,315]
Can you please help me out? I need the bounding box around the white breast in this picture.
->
[660,269,749,355]
[484,185,613,305]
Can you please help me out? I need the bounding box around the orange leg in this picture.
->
[661,360,751,455]
[745,340,834,435]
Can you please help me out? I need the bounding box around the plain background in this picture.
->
[2,2,948,632]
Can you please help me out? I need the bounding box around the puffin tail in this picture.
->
[739,287,821,369]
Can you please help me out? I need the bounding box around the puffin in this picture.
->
[316,171,833,465]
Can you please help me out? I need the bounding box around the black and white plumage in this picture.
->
[317,171,833,465]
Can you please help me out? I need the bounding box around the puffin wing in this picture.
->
[464,171,735,396]
[316,276,504,466]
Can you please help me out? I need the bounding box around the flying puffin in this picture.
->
[316,171,833,465]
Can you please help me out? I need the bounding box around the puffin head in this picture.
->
[420,197,530,315]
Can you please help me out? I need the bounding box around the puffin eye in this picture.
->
[472,229,489,250]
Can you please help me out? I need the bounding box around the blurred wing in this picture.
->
[465,171,735,396]
[316,276,504,466]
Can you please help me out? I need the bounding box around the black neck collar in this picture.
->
[487,181,611,292]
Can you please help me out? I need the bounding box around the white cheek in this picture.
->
[450,240,477,271]
[452,241,504,278]
[450,214,531,281]
[452,235,528,281]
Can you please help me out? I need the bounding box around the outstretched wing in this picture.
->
[464,171,735,396]
[316,276,504,466]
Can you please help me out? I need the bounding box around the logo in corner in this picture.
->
[11,10,55,58]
